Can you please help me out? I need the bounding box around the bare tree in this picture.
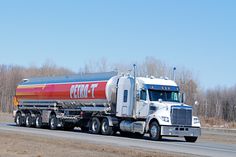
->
[138,57,168,77]
[0,63,73,113]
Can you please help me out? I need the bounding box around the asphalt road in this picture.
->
[0,123,236,157]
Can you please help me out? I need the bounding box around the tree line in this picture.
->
[0,57,235,122]
[0,63,73,112]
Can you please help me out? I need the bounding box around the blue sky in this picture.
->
[0,0,235,88]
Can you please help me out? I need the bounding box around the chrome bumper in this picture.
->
[161,126,201,137]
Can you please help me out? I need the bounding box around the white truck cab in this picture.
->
[115,75,201,142]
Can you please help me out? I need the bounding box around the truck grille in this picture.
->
[171,106,192,126]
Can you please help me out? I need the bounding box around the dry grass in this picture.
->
[200,117,236,128]
[0,131,186,157]
[0,112,14,123]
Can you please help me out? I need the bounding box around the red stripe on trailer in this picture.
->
[16,81,107,101]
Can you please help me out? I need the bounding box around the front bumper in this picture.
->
[161,125,201,137]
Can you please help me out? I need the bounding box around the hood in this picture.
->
[150,101,192,111]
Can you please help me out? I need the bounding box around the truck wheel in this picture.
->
[91,117,101,134]
[49,115,57,130]
[101,118,113,135]
[149,121,161,141]
[35,115,42,128]
[15,112,23,126]
[185,136,198,143]
[25,114,32,127]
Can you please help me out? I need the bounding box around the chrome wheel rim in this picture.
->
[150,125,157,138]
[26,117,29,126]
[16,116,20,125]
[92,121,98,132]
[50,118,55,128]
[102,121,108,133]
[36,117,39,127]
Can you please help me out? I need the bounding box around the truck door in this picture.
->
[136,89,149,118]
[116,76,134,117]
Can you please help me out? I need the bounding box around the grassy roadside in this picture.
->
[0,129,189,157]
[0,112,14,123]
[200,117,236,128]
[0,130,178,157]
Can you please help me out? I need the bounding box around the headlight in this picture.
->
[161,116,169,122]
[193,117,200,124]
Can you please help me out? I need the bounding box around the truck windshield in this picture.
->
[148,89,180,102]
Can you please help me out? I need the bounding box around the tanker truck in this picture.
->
[13,69,201,142]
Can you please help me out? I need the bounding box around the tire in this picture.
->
[185,136,198,143]
[90,117,101,134]
[49,115,57,130]
[25,114,32,127]
[15,112,23,126]
[35,115,43,128]
[149,121,161,141]
[101,118,113,135]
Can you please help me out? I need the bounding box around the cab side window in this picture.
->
[123,90,128,102]
[140,90,146,100]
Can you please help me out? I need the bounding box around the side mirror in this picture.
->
[181,93,185,103]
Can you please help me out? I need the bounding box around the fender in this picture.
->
[145,114,159,132]
[104,116,118,127]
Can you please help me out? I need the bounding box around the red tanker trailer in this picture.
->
[15,72,114,103]
[14,71,119,131]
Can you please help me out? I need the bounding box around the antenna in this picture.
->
[172,67,176,81]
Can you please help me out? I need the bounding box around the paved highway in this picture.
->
[0,123,235,157]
